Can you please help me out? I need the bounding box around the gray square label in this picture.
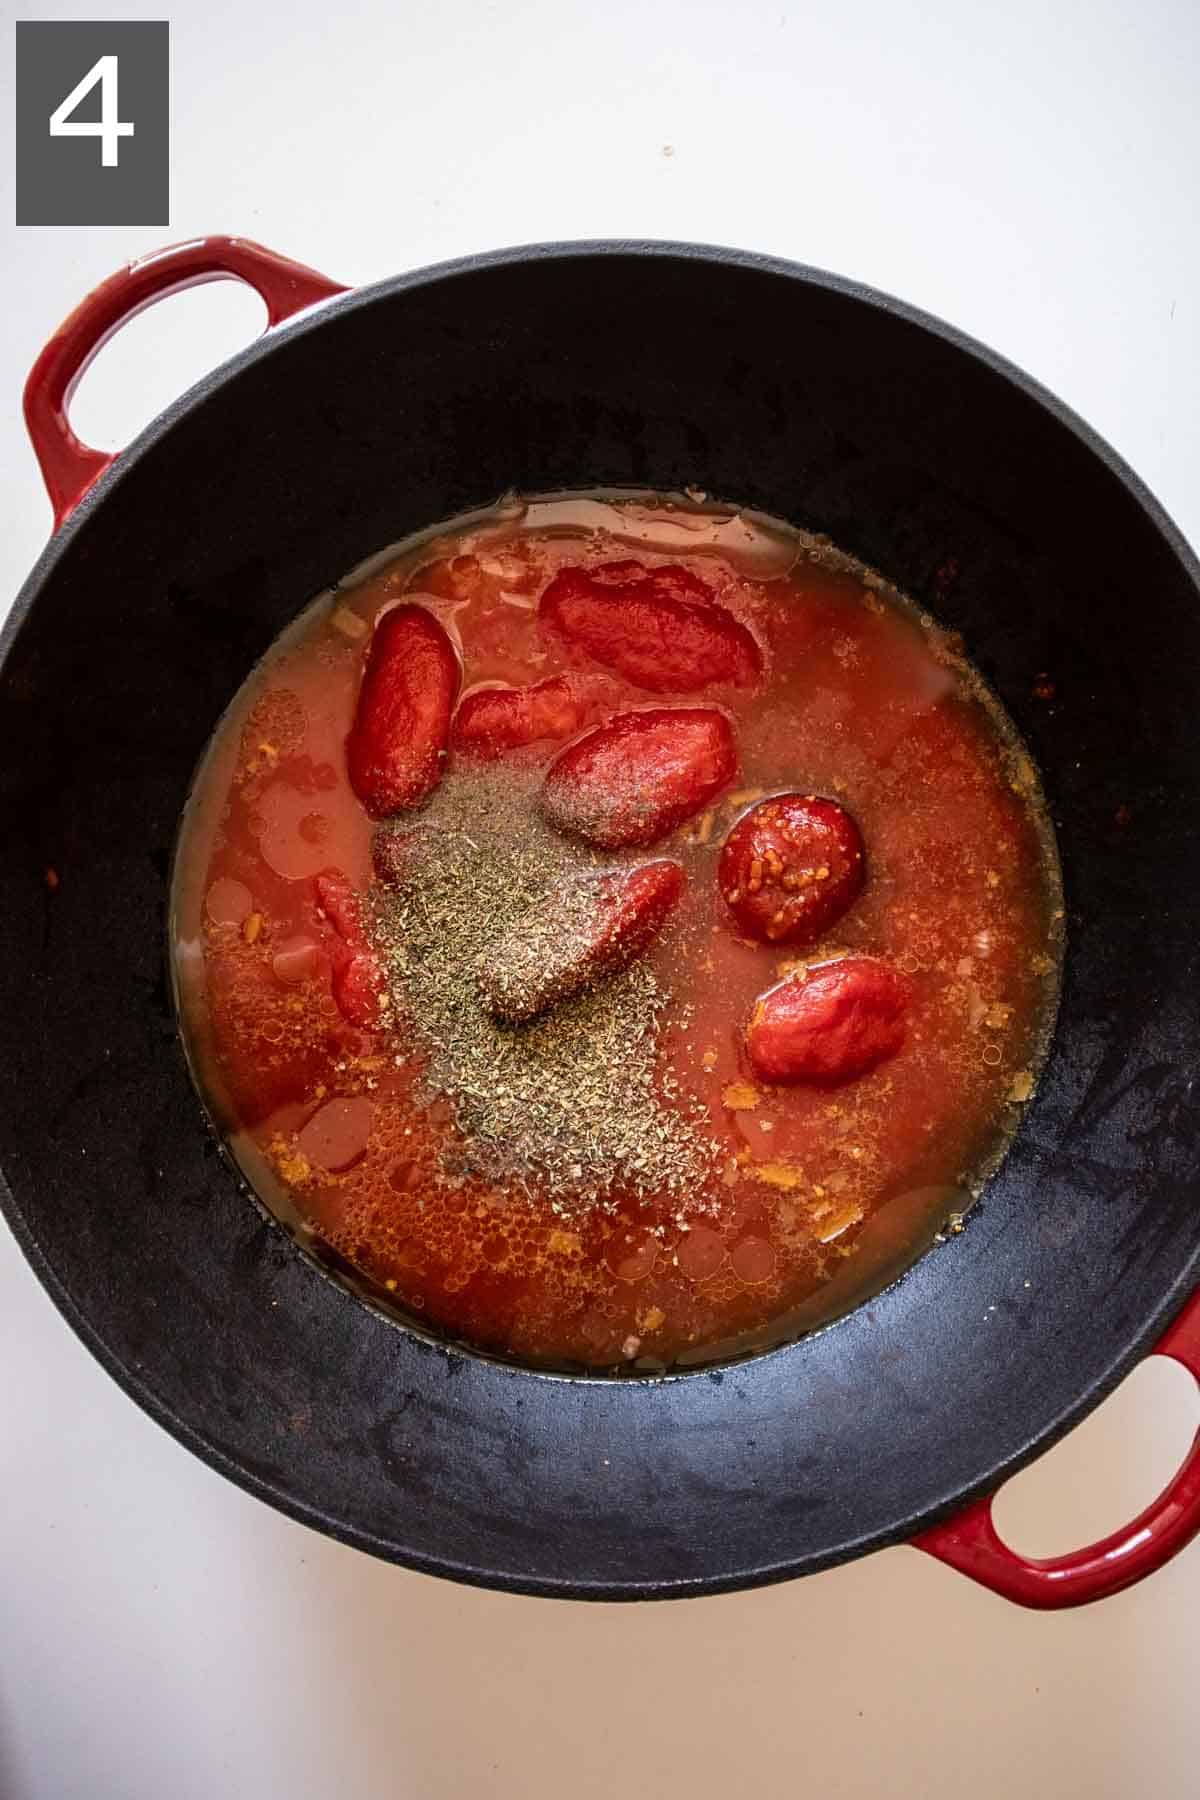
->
[15,21,169,226]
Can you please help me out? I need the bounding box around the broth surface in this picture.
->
[173,493,1062,1370]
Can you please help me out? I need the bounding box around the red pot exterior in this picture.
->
[23,236,346,527]
[915,1289,1200,1607]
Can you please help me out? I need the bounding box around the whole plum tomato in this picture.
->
[345,604,460,818]
[477,859,685,1023]
[539,560,761,693]
[451,676,585,759]
[718,792,865,946]
[746,956,911,1086]
[540,707,737,849]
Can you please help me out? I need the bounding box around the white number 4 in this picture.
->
[49,54,134,168]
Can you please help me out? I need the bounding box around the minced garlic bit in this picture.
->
[751,1162,805,1191]
[243,911,264,944]
[331,605,368,639]
[722,1080,760,1111]
[701,1047,718,1072]
[1008,1070,1034,1103]
[814,1201,864,1243]
[270,1139,311,1186]
[1008,752,1037,795]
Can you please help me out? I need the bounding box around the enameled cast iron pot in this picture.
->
[3,238,1199,1606]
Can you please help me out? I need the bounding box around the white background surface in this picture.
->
[2,2,1199,1796]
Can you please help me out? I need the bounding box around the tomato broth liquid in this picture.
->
[173,494,1063,1371]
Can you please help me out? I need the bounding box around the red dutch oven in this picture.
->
[2,236,1198,1605]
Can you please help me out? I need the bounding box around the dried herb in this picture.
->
[370,769,719,1211]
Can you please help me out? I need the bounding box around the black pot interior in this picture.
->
[1,244,1197,1597]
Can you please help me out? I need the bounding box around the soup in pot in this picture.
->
[173,493,1062,1370]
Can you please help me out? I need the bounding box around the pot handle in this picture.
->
[23,235,348,528]
[914,1288,1200,1608]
